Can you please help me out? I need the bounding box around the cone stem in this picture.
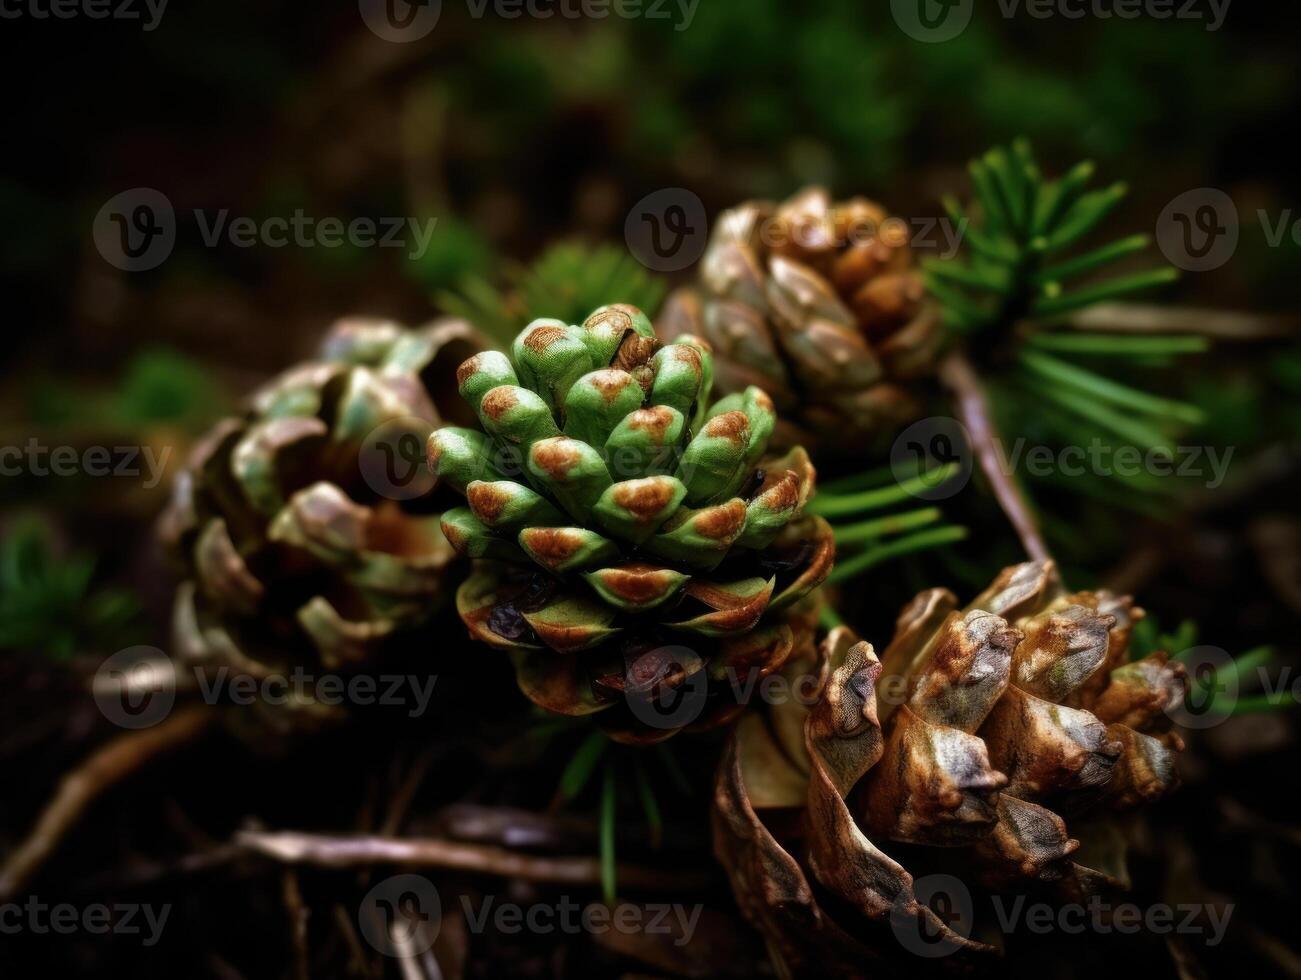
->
[940,350,1052,564]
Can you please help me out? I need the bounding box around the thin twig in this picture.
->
[283,869,312,980]
[1065,303,1301,340]
[236,830,712,892]
[382,748,438,837]
[333,903,375,980]
[940,350,1052,564]
[391,913,444,980]
[0,705,215,900]
[71,843,246,894]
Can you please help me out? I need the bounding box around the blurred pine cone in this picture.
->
[714,560,1186,976]
[658,188,944,458]
[428,304,834,743]
[159,317,486,736]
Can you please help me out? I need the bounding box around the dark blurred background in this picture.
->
[1,2,1299,977]
[3,0,1299,377]
[4,0,1299,674]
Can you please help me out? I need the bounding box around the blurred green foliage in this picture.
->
[432,3,1293,203]
[440,242,667,345]
[0,516,141,660]
[29,348,227,432]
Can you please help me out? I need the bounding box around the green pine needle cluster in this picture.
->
[926,139,1179,332]
[439,242,667,347]
[929,141,1212,499]
[809,461,968,584]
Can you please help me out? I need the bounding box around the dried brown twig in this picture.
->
[283,870,312,980]
[236,830,713,892]
[939,350,1052,563]
[1067,303,1301,340]
[0,705,216,900]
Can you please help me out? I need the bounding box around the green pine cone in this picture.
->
[429,304,835,743]
[160,316,486,738]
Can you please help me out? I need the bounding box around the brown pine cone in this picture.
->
[658,188,945,458]
[713,560,1186,977]
[159,316,486,737]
